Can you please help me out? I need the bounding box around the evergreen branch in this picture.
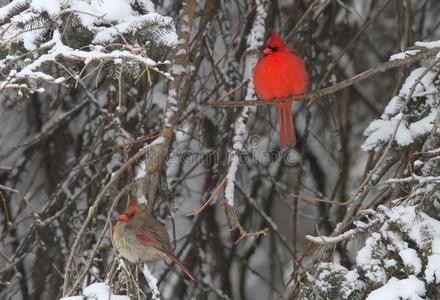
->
[0,0,29,23]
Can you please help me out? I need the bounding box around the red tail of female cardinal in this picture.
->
[253,32,308,148]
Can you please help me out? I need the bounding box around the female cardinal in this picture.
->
[253,32,308,148]
[112,196,195,280]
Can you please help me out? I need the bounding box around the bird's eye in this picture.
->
[269,46,277,51]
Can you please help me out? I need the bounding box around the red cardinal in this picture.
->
[112,196,196,280]
[253,32,308,148]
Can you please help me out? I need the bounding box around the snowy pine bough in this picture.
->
[362,43,440,152]
[303,43,440,299]
[0,0,177,95]
[304,206,440,299]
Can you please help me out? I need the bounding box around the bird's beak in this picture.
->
[118,213,129,222]
[263,47,272,55]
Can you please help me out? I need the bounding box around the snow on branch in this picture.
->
[0,0,177,93]
[224,0,266,206]
[362,53,440,152]
[142,264,161,300]
[365,276,425,300]
[305,204,440,299]
[306,212,381,244]
[61,282,129,300]
[386,174,440,184]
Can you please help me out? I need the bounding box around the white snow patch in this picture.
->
[362,66,437,151]
[425,254,440,283]
[366,276,425,300]
[90,0,134,23]
[362,118,414,151]
[399,248,421,274]
[70,0,96,26]
[31,0,61,14]
[61,282,129,300]
[415,40,440,49]
[138,0,155,12]
[389,50,420,61]
[142,265,161,300]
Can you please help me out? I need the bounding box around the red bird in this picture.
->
[253,32,308,148]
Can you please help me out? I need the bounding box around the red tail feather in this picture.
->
[276,102,296,148]
[166,252,196,281]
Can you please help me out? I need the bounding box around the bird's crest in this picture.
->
[267,32,288,50]
[126,196,140,214]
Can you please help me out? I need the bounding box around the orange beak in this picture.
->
[263,47,272,55]
[118,213,129,222]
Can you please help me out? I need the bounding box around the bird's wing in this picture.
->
[136,223,169,253]
[136,223,196,280]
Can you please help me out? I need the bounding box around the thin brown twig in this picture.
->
[285,0,321,40]
[187,176,227,217]
[316,0,393,89]
[289,194,352,206]
[223,202,268,244]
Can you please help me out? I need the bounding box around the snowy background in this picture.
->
[1,0,440,299]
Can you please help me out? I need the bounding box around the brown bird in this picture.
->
[112,196,195,280]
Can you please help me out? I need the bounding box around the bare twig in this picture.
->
[223,202,268,244]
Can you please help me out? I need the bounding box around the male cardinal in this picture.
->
[112,196,195,280]
[253,32,308,148]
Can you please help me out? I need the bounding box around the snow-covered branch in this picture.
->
[224,0,266,207]
[0,0,177,92]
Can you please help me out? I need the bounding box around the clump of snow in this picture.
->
[399,67,437,98]
[362,117,414,151]
[31,0,61,15]
[389,50,420,61]
[304,263,366,298]
[138,0,155,12]
[61,283,129,300]
[90,0,134,22]
[366,276,425,300]
[70,0,96,26]
[415,40,440,49]
[356,233,383,266]
[341,270,366,298]
[21,28,46,51]
[163,88,177,128]
[142,265,161,300]
[158,31,179,47]
[362,64,439,152]
[92,13,177,46]
[399,249,422,275]
[425,255,440,283]
[410,110,437,136]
